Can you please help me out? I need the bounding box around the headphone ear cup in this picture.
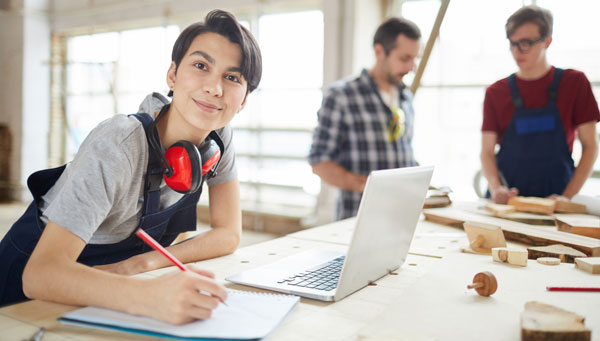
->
[163,141,202,193]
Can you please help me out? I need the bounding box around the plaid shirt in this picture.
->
[309,69,417,220]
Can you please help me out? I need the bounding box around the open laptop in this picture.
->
[226,165,434,301]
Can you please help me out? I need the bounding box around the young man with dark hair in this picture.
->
[0,9,262,324]
[481,5,599,204]
[309,17,421,220]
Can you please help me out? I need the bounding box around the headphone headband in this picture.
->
[148,104,174,177]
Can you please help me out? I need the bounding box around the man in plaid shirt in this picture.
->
[309,17,421,220]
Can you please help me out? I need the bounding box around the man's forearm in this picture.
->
[312,161,367,192]
[480,151,502,192]
[562,146,598,198]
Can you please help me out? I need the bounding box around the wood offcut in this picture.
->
[555,215,600,239]
[463,221,507,254]
[527,244,586,263]
[508,197,555,215]
[574,257,600,274]
[492,247,528,267]
[521,301,590,341]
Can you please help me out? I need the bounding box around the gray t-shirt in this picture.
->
[39,93,237,244]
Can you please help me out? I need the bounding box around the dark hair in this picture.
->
[373,17,421,55]
[506,5,553,39]
[169,9,262,95]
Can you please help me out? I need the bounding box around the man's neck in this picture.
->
[369,67,393,93]
[517,61,551,80]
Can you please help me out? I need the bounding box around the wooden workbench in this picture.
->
[1,208,598,340]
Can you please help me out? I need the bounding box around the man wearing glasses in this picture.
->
[309,17,421,220]
[481,5,599,204]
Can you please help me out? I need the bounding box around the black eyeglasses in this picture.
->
[508,37,545,53]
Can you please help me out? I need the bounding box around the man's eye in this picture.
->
[194,62,207,70]
[226,75,240,83]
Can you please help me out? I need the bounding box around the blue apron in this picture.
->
[496,68,574,197]
[0,113,202,307]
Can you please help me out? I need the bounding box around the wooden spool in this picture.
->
[467,271,498,297]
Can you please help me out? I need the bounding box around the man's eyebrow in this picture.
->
[189,50,242,73]
[189,50,214,64]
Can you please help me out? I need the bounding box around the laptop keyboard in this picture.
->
[277,256,345,291]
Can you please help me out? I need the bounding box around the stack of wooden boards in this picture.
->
[423,186,452,208]
[423,197,600,259]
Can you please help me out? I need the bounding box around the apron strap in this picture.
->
[507,73,524,109]
[129,113,164,215]
[547,68,563,103]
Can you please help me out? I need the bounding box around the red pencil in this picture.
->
[136,229,186,271]
[546,286,600,292]
[135,229,227,305]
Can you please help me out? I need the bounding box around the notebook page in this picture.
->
[60,290,299,340]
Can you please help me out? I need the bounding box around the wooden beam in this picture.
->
[409,0,450,95]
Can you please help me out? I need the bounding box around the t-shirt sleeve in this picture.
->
[42,120,135,243]
[206,125,237,187]
[570,71,600,127]
[308,88,346,165]
[482,85,500,133]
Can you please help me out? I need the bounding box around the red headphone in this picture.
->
[148,103,224,194]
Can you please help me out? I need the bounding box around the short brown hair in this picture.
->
[505,5,553,39]
[169,9,262,94]
[373,17,421,55]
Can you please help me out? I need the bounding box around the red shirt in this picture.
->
[482,67,600,152]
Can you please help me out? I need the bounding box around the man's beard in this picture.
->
[386,72,405,86]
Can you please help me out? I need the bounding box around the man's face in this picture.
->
[509,22,550,71]
[167,32,248,138]
[380,34,420,86]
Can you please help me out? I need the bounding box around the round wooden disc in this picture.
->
[471,271,498,296]
[536,257,561,265]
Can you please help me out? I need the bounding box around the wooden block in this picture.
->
[521,301,590,341]
[508,196,555,215]
[484,203,516,216]
[463,221,507,254]
[574,257,600,274]
[536,257,560,265]
[555,214,600,239]
[554,200,587,214]
[492,247,528,267]
[527,244,587,264]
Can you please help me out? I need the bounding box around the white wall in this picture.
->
[0,5,25,200]
[21,0,50,200]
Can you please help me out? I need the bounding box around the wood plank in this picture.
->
[554,200,587,214]
[574,257,600,274]
[485,203,516,215]
[521,301,591,341]
[555,214,600,239]
[423,207,600,256]
[508,197,555,215]
[527,244,587,264]
[459,201,555,226]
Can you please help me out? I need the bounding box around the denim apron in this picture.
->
[496,68,574,197]
[0,113,201,306]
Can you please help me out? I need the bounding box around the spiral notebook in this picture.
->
[59,289,299,340]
